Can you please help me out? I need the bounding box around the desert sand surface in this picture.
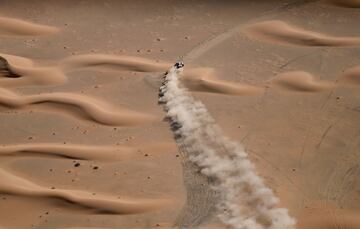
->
[0,0,359,229]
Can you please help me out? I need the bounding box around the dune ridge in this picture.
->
[0,168,171,214]
[0,16,58,36]
[245,20,360,47]
[0,87,157,126]
[272,71,335,92]
[0,143,175,161]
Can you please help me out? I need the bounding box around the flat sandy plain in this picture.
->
[0,0,359,228]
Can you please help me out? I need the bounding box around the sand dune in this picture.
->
[0,53,67,87]
[340,65,360,85]
[272,71,334,92]
[60,54,170,73]
[0,87,157,126]
[325,0,360,8]
[182,68,265,96]
[0,143,175,161]
[0,16,58,36]
[0,168,171,214]
[245,20,360,46]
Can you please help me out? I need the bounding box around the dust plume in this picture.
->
[159,66,296,229]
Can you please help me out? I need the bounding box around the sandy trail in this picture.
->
[0,168,172,214]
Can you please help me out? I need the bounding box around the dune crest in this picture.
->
[0,16,58,36]
[60,54,171,73]
[0,168,172,214]
[244,20,360,47]
[182,68,265,96]
[340,65,360,85]
[272,71,334,92]
[0,143,175,161]
[0,54,67,87]
[0,87,157,126]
